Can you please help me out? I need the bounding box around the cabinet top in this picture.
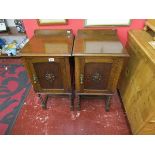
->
[20,31,73,56]
[128,29,155,65]
[145,19,155,32]
[73,29,129,57]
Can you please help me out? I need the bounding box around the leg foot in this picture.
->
[77,95,81,111]
[70,94,74,111]
[105,96,112,112]
[38,94,48,109]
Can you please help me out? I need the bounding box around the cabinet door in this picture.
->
[75,57,124,94]
[25,57,71,93]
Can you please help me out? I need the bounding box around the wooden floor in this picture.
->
[12,87,131,135]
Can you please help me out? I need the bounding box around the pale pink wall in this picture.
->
[23,19,145,46]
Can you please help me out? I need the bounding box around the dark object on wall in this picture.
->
[14,20,25,33]
[38,19,67,25]
[0,19,8,32]
[85,19,131,27]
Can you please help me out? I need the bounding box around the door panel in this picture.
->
[33,62,63,89]
[75,57,124,94]
[27,57,66,93]
[84,62,112,90]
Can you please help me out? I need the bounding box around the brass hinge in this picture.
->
[33,74,38,84]
[80,74,84,85]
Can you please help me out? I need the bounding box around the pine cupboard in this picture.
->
[119,30,155,134]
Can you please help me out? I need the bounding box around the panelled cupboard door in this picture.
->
[25,57,71,93]
[75,57,124,94]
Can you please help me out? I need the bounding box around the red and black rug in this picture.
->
[0,62,31,134]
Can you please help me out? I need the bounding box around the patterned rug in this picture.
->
[0,63,31,134]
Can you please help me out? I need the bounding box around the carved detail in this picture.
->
[45,72,55,82]
[92,72,102,82]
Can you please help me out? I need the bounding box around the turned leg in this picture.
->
[69,94,74,111]
[77,95,81,111]
[105,95,112,112]
[38,94,48,109]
